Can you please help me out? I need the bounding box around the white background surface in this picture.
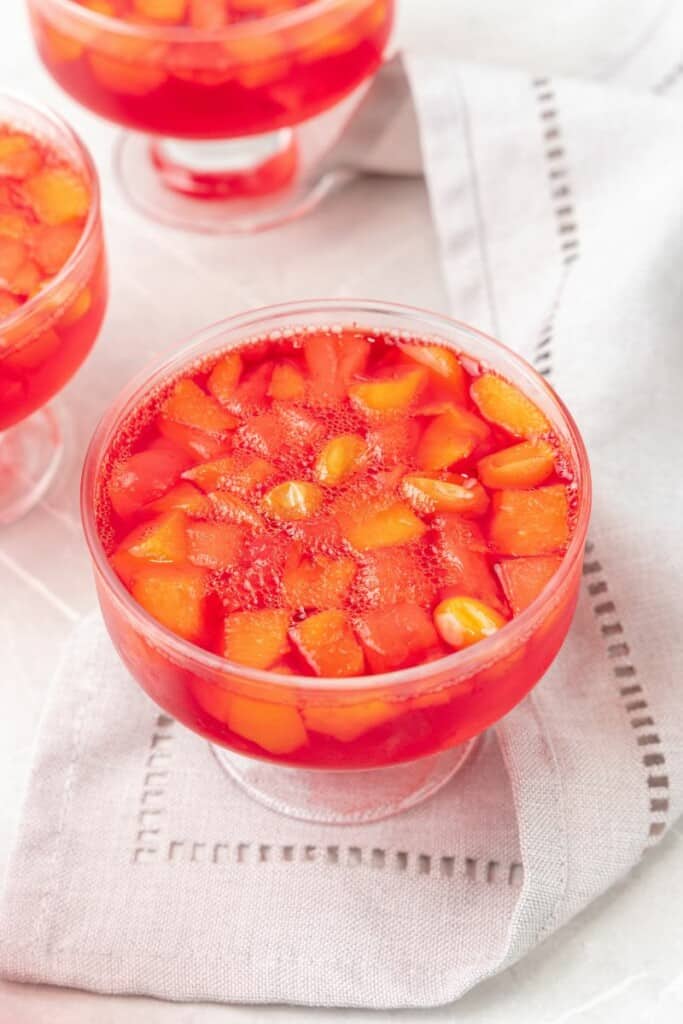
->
[1,1,682,1021]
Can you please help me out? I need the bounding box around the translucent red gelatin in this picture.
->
[29,0,394,138]
[94,326,584,769]
[0,123,107,430]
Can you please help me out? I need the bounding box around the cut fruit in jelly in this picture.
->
[147,481,211,517]
[349,367,427,415]
[434,595,506,649]
[262,481,323,521]
[161,379,238,437]
[291,609,365,677]
[183,455,275,495]
[397,341,467,402]
[223,609,291,670]
[206,351,242,405]
[268,361,305,401]
[340,500,426,551]
[187,520,245,570]
[124,509,188,563]
[21,168,89,226]
[401,473,489,516]
[208,490,264,530]
[477,439,555,489]
[354,547,435,608]
[107,447,191,518]
[131,565,207,642]
[496,555,563,614]
[314,433,366,486]
[303,700,402,742]
[282,553,356,611]
[471,373,550,439]
[356,602,439,673]
[417,404,490,471]
[490,485,570,555]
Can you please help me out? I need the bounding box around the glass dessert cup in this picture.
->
[28,0,394,234]
[0,94,107,525]
[81,299,591,823]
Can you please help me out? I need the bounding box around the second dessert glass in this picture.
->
[28,0,394,233]
[81,300,591,823]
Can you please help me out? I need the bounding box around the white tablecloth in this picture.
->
[2,1,682,1020]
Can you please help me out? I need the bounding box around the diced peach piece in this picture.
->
[7,259,42,297]
[349,367,427,415]
[303,700,401,742]
[131,565,207,642]
[223,609,291,670]
[234,411,280,458]
[42,25,84,64]
[156,415,227,461]
[355,547,435,608]
[0,134,42,180]
[134,0,187,22]
[282,554,356,610]
[219,361,273,416]
[341,501,426,551]
[123,509,188,563]
[208,491,264,530]
[21,168,89,226]
[471,373,550,439]
[0,211,33,240]
[147,481,211,516]
[434,596,506,649]
[33,221,83,275]
[356,602,439,674]
[477,439,555,489]
[206,351,242,405]
[0,290,20,319]
[291,610,365,678]
[401,473,489,517]
[183,455,275,495]
[397,341,467,402]
[0,238,26,282]
[417,405,490,471]
[432,512,488,553]
[107,447,191,518]
[268,361,305,401]
[496,555,563,614]
[187,521,244,570]
[88,43,168,96]
[262,481,323,521]
[303,332,371,401]
[368,418,421,465]
[489,485,570,555]
[189,0,228,29]
[314,433,366,486]
[223,694,307,755]
[436,519,504,611]
[161,378,237,438]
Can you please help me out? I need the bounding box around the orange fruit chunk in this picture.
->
[397,341,467,402]
[108,446,191,518]
[187,520,245,570]
[42,25,84,64]
[477,439,555,489]
[147,481,211,516]
[34,221,83,275]
[356,602,439,674]
[489,485,570,555]
[7,259,42,298]
[208,491,264,530]
[314,433,366,486]
[223,609,291,670]
[401,473,489,517]
[303,331,370,401]
[131,565,207,642]
[470,373,550,438]
[22,168,89,226]
[0,210,34,240]
[183,454,275,495]
[291,609,365,677]
[88,51,168,96]
[156,415,227,461]
[219,361,273,416]
[0,238,26,283]
[303,700,401,743]
[496,555,563,614]
[189,0,228,29]
[354,547,435,608]
[161,378,238,437]
[0,134,42,180]
[0,289,20,319]
[341,500,426,551]
[123,509,188,563]
[434,596,506,649]
[432,512,488,553]
[435,514,504,610]
[268,361,306,401]
[206,351,243,405]
[282,553,356,611]
[416,404,490,471]
[262,481,323,521]
[368,418,420,465]
[59,286,92,327]
[220,693,307,755]
[349,367,427,415]
[133,0,188,21]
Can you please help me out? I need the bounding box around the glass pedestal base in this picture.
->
[0,405,63,525]
[115,129,354,234]
[212,738,480,824]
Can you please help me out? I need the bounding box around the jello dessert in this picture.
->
[0,95,107,524]
[86,307,589,776]
[28,0,394,230]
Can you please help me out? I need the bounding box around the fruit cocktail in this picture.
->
[0,94,107,524]
[28,0,394,232]
[82,300,590,822]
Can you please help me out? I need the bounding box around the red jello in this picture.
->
[88,317,588,770]
[0,117,107,431]
[28,0,394,139]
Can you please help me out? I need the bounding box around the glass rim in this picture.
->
[33,0,373,41]
[81,298,592,693]
[0,90,102,351]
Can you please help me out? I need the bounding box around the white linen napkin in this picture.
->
[2,28,683,1007]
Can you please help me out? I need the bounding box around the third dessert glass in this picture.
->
[28,0,394,233]
[82,300,591,823]
[0,93,107,524]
